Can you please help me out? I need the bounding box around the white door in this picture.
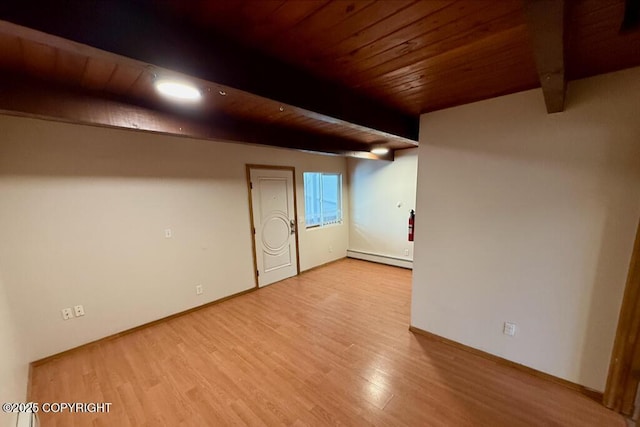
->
[249,168,298,287]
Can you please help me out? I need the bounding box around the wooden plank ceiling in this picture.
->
[163,0,539,115]
[0,0,639,158]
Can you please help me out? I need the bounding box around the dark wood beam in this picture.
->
[523,0,566,113]
[0,0,418,141]
[0,74,393,161]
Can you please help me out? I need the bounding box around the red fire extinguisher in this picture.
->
[408,209,415,242]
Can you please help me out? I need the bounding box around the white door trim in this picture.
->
[246,164,300,287]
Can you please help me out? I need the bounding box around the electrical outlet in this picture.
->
[74,305,85,317]
[404,248,409,256]
[165,228,172,238]
[196,285,203,295]
[329,245,333,253]
[503,322,516,337]
[61,308,73,320]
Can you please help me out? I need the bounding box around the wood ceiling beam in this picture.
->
[523,0,566,114]
[0,74,393,161]
[0,0,418,141]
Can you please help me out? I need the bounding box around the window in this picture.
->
[303,172,342,228]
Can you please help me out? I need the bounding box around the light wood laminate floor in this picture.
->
[30,258,624,426]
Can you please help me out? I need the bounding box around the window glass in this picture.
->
[303,172,342,228]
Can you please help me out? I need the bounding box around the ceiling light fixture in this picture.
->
[371,147,389,155]
[155,80,201,101]
[219,90,227,96]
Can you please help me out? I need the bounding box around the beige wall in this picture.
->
[0,115,349,361]
[412,67,640,391]
[347,149,417,266]
[0,272,27,427]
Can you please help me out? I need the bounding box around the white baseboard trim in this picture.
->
[346,250,413,269]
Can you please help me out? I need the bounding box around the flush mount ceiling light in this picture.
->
[371,147,389,155]
[155,80,201,102]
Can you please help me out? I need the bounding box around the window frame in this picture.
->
[303,172,343,229]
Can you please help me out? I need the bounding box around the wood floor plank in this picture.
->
[29,259,624,426]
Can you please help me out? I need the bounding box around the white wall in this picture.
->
[0,115,348,361]
[0,271,28,427]
[412,67,640,391]
[347,148,417,266]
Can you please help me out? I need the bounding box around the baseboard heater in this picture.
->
[346,250,413,269]
[16,410,39,427]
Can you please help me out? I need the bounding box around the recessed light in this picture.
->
[371,147,389,155]
[155,80,201,101]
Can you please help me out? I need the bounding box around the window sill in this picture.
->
[305,221,343,231]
